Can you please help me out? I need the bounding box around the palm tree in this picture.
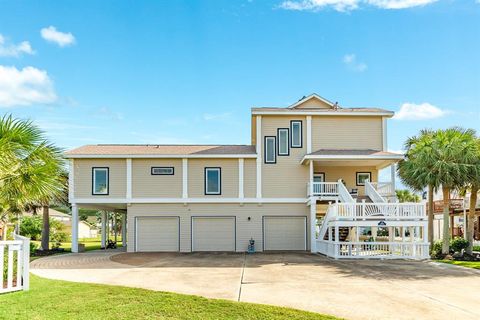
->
[465,137,480,255]
[398,129,439,252]
[429,128,478,254]
[395,190,421,203]
[0,115,65,251]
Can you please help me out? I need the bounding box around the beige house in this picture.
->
[66,94,428,258]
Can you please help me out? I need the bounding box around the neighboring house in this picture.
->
[24,209,98,239]
[66,94,428,259]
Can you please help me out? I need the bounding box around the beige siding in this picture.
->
[264,216,307,250]
[244,159,257,198]
[295,98,332,109]
[314,165,378,196]
[132,159,182,198]
[311,116,383,150]
[188,159,238,198]
[261,116,309,198]
[127,203,309,253]
[74,159,126,198]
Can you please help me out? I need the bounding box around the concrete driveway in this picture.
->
[31,251,480,320]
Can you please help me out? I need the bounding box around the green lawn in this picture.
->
[438,260,480,270]
[32,237,124,253]
[0,275,338,320]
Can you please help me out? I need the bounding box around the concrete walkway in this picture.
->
[31,251,480,320]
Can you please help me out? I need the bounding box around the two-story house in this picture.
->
[66,94,429,259]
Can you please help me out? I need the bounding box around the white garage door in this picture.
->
[263,216,306,251]
[192,217,235,252]
[136,217,180,252]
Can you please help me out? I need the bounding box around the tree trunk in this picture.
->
[466,186,478,255]
[428,185,434,252]
[442,187,450,255]
[41,205,50,251]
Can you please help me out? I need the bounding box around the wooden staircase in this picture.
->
[323,226,350,241]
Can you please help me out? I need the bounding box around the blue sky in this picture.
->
[0,0,479,157]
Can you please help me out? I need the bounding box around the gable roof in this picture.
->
[65,144,257,158]
[288,93,335,109]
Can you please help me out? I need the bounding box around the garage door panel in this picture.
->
[192,217,235,251]
[264,216,306,251]
[136,217,179,252]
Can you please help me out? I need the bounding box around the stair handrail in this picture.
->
[365,179,387,203]
[317,202,337,243]
[337,179,355,203]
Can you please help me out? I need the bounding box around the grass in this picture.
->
[32,237,124,253]
[438,260,480,270]
[0,275,338,320]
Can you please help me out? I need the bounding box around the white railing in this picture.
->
[307,182,338,197]
[316,240,429,259]
[365,180,386,203]
[370,182,395,196]
[0,234,30,294]
[337,180,355,203]
[334,202,426,220]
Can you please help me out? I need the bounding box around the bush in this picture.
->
[473,245,480,252]
[431,240,443,259]
[20,216,42,240]
[450,237,469,253]
[30,241,38,255]
[50,219,68,249]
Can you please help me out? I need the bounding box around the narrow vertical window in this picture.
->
[92,167,109,195]
[264,136,276,164]
[290,120,302,148]
[205,167,221,195]
[277,128,289,156]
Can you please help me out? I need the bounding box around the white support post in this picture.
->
[126,158,132,200]
[382,117,388,151]
[71,205,79,253]
[256,115,262,199]
[122,213,127,248]
[309,160,314,196]
[306,116,312,154]
[334,226,339,258]
[68,159,74,203]
[101,211,107,249]
[390,163,396,192]
[182,158,188,199]
[238,158,244,200]
[310,202,316,253]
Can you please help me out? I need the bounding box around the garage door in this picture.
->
[263,216,306,251]
[136,217,180,252]
[192,217,235,251]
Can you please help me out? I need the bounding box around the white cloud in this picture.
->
[0,65,57,107]
[95,106,124,121]
[40,26,75,47]
[343,53,367,72]
[393,102,447,120]
[278,0,437,12]
[0,34,35,57]
[203,112,232,121]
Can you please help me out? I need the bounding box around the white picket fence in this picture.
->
[0,234,30,294]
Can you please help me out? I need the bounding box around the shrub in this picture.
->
[431,240,443,259]
[20,216,42,240]
[50,219,68,249]
[473,245,480,252]
[30,241,38,255]
[450,237,469,253]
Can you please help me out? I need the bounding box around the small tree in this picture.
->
[19,216,42,240]
[395,190,421,203]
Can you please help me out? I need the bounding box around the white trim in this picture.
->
[309,160,313,196]
[182,158,188,199]
[278,128,289,155]
[310,203,316,253]
[256,115,262,198]
[126,158,132,200]
[65,153,257,159]
[205,167,221,195]
[302,154,403,163]
[71,197,308,204]
[306,116,312,154]
[71,205,79,253]
[238,159,244,200]
[92,167,109,195]
[101,211,107,248]
[264,136,276,163]
[382,117,388,151]
[68,159,74,203]
[252,110,394,117]
[391,164,396,189]
[287,93,334,109]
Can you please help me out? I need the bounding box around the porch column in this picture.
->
[409,227,414,242]
[310,202,316,253]
[309,160,314,196]
[122,213,127,248]
[71,205,79,253]
[390,164,396,192]
[101,211,107,249]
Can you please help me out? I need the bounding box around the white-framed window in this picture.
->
[151,167,174,175]
[264,136,276,164]
[92,167,109,195]
[277,128,289,156]
[205,167,221,195]
[313,172,325,183]
[356,172,371,186]
[290,120,302,148]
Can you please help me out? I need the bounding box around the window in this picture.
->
[92,167,109,195]
[290,120,302,148]
[205,167,221,195]
[356,172,372,186]
[151,167,174,175]
[277,128,289,156]
[264,136,276,164]
[313,172,325,183]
